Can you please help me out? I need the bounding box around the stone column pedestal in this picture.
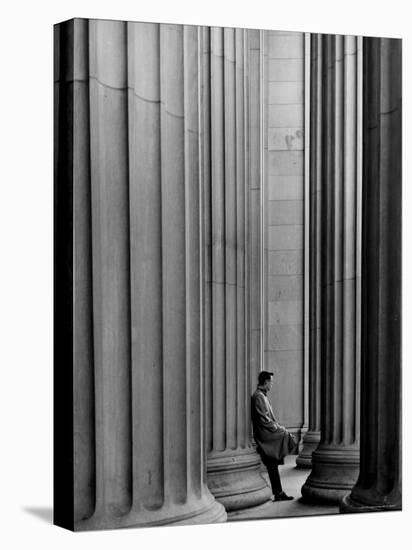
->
[207,449,269,511]
[341,37,402,514]
[296,432,321,469]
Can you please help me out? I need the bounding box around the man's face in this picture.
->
[263,377,273,392]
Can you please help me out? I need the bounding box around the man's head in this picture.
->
[258,370,274,392]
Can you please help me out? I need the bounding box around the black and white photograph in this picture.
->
[0,1,409,549]
[54,16,401,530]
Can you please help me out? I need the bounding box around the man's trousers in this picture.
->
[259,452,283,495]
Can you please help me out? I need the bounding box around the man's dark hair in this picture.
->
[258,371,274,385]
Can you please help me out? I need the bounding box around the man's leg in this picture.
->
[261,455,293,501]
[266,459,282,495]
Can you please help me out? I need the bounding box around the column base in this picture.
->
[207,447,272,511]
[340,487,402,513]
[301,444,359,504]
[74,493,227,530]
[296,430,321,468]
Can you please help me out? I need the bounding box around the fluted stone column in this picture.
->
[341,37,402,513]
[296,35,322,468]
[248,30,263,388]
[205,28,271,512]
[55,19,226,531]
[301,34,362,503]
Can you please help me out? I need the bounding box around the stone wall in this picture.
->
[264,31,305,440]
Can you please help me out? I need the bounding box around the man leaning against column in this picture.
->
[251,371,296,501]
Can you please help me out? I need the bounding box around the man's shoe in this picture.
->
[274,491,293,501]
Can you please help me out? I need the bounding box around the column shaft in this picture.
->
[341,37,402,513]
[159,22,188,506]
[60,20,226,530]
[235,29,247,448]
[296,34,322,467]
[127,20,163,511]
[301,34,361,503]
[248,29,262,388]
[89,19,133,519]
[72,19,96,520]
[210,27,226,454]
[206,28,271,512]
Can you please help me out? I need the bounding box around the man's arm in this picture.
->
[252,393,282,432]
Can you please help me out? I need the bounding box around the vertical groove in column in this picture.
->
[358,38,379,490]
[302,32,311,438]
[314,35,323,436]
[196,27,229,524]
[210,27,226,453]
[353,36,363,448]
[89,19,132,517]
[322,34,334,445]
[365,38,381,486]
[243,29,250,442]
[160,24,187,504]
[311,34,320,401]
[183,24,202,499]
[260,29,266,372]
[296,33,322,468]
[259,30,268,376]
[198,26,207,492]
[224,28,237,451]
[332,35,344,446]
[355,36,363,449]
[73,18,96,522]
[324,35,334,444]
[248,29,261,388]
[375,39,388,495]
[235,28,246,449]
[127,21,164,511]
[202,27,213,456]
[342,35,358,446]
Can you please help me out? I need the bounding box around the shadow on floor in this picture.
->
[23,506,53,524]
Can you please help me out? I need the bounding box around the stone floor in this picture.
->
[229,455,339,521]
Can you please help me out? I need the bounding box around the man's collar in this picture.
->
[257,385,267,395]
